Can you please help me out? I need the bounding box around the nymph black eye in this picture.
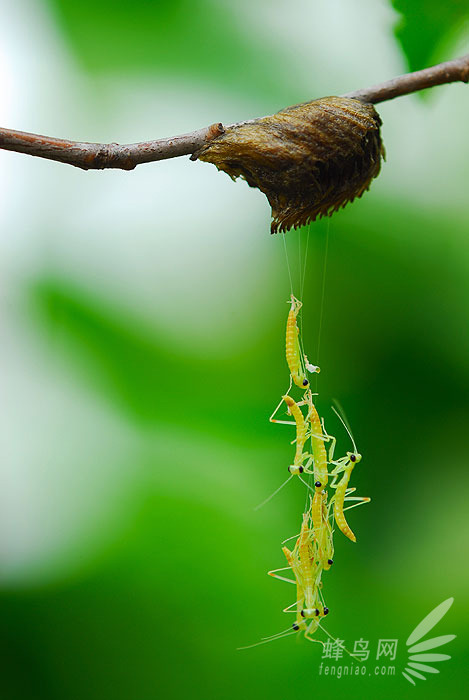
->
[350,454,356,462]
[299,466,304,473]
[328,559,333,565]
[302,379,309,386]
[323,607,329,615]
[301,610,305,618]
[315,481,321,488]
[292,622,300,630]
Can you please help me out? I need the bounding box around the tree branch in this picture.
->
[1,54,468,172]
[344,53,469,103]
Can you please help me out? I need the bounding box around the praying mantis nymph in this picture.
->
[255,394,314,509]
[243,494,364,653]
[310,483,334,571]
[281,546,304,627]
[268,393,315,477]
[296,512,321,618]
[319,490,335,570]
[279,394,314,475]
[328,406,370,542]
[260,392,334,508]
[283,395,309,470]
[308,397,330,487]
[262,505,330,648]
[270,391,330,475]
[311,482,324,532]
[285,295,319,389]
[333,458,360,542]
[330,452,372,543]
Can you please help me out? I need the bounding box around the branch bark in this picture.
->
[1,54,468,171]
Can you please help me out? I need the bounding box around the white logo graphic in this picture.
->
[402,597,456,685]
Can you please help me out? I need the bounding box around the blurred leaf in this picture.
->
[26,277,278,441]
[392,0,469,73]
[45,0,289,98]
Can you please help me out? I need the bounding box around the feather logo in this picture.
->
[402,597,456,685]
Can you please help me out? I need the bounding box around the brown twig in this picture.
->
[344,54,469,103]
[1,55,468,171]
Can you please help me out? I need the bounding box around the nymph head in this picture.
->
[288,464,304,475]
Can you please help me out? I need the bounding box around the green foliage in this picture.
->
[45,0,288,97]
[27,277,276,440]
[392,0,469,71]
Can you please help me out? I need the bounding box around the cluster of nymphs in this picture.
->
[265,295,370,646]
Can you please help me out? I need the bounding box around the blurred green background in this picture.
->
[1,1,468,698]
